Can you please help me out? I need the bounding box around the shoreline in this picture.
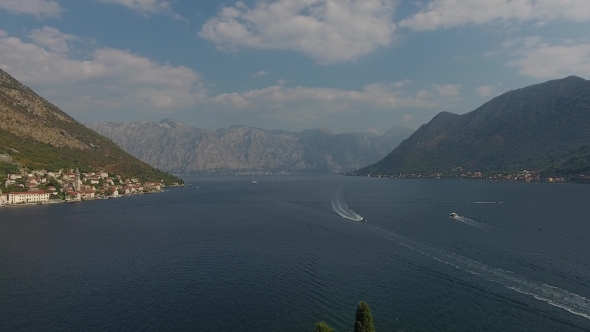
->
[1,188,170,208]
[345,173,588,184]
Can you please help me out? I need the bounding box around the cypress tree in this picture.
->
[314,321,334,332]
[354,301,375,332]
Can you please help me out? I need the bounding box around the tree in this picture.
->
[47,177,61,190]
[314,321,334,332]
[354,301,374,332]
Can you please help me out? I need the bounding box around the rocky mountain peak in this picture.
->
[87,121,414,174]
[158,118,185,129]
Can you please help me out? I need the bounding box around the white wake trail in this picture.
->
[372,226,590,321]
[335,199,355,219]
[331,197,363,221]
[453,215,492,231]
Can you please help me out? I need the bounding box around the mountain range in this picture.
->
[357,76,590,178]
[87,120,413,174]
[0,69,179,183]
[5,64,588,181]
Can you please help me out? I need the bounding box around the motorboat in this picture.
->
[361,217,367,223]
[449,213,458,218]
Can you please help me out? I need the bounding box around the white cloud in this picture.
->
[276,79,287,85]
[502,36,543,49]
[0,28,205,117]
[400,0,590,31]
[416,90,428,98]
[506,38,590,79]
[207,82,456,126]
[28,27,78,53]
[209,82,459,120]
[393,80,411,88]
[0,28,454,130]
[252,70,269,78]
[475,85,494,97]
[212,84,403,110]
[96,0,186,21]
[199,0,397,64]
[433,83,461,97]
[0,0,63,17]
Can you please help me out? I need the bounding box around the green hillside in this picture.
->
[0,69,179,184]
[356,76,590,178]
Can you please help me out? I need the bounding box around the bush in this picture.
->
[354,301,375,332]
[314,321,334,332]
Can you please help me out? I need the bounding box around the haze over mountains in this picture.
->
[358,76,590,178]
[87,120,413,174]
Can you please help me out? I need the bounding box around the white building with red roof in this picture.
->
[7,190,50,204]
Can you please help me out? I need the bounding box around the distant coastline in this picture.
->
[346,170,588,184]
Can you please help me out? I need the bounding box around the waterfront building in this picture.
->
[7,190,51,204]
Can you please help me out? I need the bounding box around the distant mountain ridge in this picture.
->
[0,68,179,183]
[357,76,590,177]
[87,120,413,173]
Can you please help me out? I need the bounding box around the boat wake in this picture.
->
[370,225,590,321]
[386,199,503,204]
[451,215,493,231]
[331,197,364,222]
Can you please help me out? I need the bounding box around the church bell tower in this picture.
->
[74,167,81,192]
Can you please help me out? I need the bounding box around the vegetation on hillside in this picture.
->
[356,76,590,178]
[0,161,18,179]
[542,145,590,182]
[0,69,179,184]
[0,129,178,183]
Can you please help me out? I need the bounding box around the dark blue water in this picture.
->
[1,176,590,331]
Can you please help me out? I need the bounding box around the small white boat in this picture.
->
[361,217,367,223]
[449,213,458,218]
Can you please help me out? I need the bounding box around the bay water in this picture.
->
[1,176,590,331]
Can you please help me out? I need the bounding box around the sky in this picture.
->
[1,0,590,134]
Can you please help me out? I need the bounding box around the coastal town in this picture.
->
[354,169,576,183]
[0,159,178,206]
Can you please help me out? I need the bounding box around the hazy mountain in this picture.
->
[87,120,413,173]
[0,68,179,183]
[356,76,590,176]
[361,126,417,155]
